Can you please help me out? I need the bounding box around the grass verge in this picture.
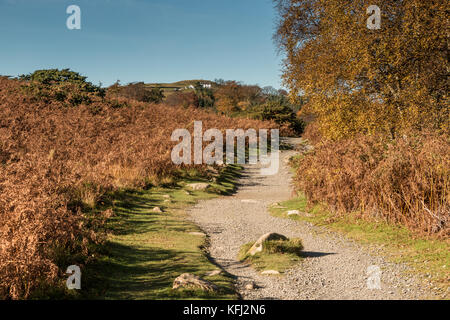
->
[56,164,243,300]
[269,193,450,297]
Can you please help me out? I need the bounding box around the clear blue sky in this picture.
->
[0,0,284,88]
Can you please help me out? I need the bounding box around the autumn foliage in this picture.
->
[275,0,449,235]
[275,0,448,139]
[0,76,275,299]
[297,130,449,237]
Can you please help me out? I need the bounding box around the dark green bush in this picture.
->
[193,82,215,108]
[19,69,101,93]
[19,69,104,106]
[147,87,165,104]
[69,93,91,106]
[54,90,68,102]
[249,98,304,134]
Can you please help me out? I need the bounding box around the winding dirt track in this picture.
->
[188,138,436,300]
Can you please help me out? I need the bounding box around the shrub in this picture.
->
[69,93,91,106]
[19,69,101,93]
[19,69,103,106]
[249,98,304,135]
[193,82,215,108]
[147,87,165,103]
[54,90,67,102]
[294,130,449,237]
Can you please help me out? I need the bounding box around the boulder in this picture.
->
[287,210,312,217]
[261,270,280,275]
[152,207,163,213]
[187,183,210,191]
[241,199,259,204]
[247,232,288,256]
[189,232,206,237]
[172,273,218,291]
[244,282,256,290]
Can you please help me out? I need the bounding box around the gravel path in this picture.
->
[188,138,436,300]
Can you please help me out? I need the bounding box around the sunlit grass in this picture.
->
[77,165,243,300]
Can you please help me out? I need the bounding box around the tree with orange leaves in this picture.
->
[274,0,448,140]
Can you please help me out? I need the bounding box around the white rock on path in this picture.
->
[241,199,259,204]
[244,282,256,290]
[189,232,206,237]
[287,210,301,216]
[261,270,280,275]
[187,183,210,191]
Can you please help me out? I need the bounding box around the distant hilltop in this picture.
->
[144,80,216,92]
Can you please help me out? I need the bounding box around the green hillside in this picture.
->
[144,80,216,97]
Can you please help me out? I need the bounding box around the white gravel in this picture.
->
[188,138,438,300]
